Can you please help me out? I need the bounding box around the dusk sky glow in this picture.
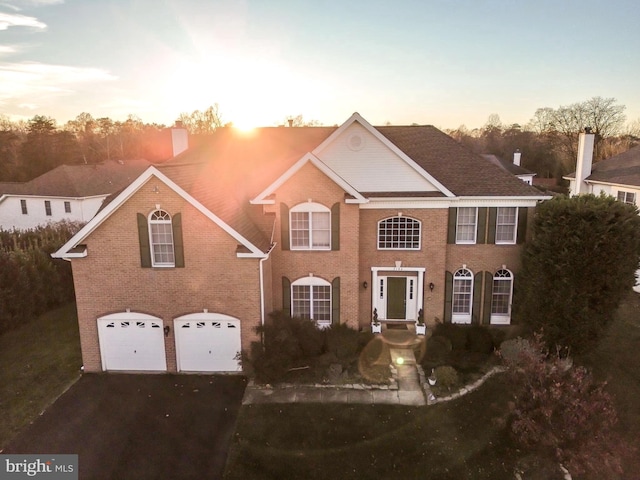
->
[1,0,638,129]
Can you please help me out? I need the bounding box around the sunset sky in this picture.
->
[1,0,639,130]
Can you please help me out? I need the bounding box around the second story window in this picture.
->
[290,203,331,250]
[149,209,175,267]
[617,191,636,205]
[44,200,52,216]
[495,207,518,244]
[378,216,421,250]
[20,199,28,215]
[456,207,477,244]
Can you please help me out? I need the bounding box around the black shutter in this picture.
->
[517,207,528,244]
[172,213,184,268]
[137,213,151,268]
[331,277,340,325]
[282,276,291,315]
[487,207,497,245]
[280,203,290,251]
[447,208,457,244]
[477,207,488,244]
[444,271,453,322]
[483,271,493,325]
[331,203,340,251]
[472,272,483,324]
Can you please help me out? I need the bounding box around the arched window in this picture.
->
[452,267,473,324]
[149,209,175,267]
[491,269,513,324]
[291,276,332,327]
[290,203,331,250]
[377,216,421,250]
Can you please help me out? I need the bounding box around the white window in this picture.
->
[148,209,175,267]
[20,199,27,215]
[456,207,477,244]
[452,268,473,324]
[378,216,421,250]
[617,191,636,205]
[291,276,332,327]
[491,269,513,324]
[495,207,518,244]
[290,203,330,250]
[64,201,71,213]
[44,200,52,216]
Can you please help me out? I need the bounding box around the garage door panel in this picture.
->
[175,318,241,372]
[98,318,167,372]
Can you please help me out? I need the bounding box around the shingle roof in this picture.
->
[567,145,640,187]
[480,154,536,177]
[377,126,541,196]
[0,160,151,197]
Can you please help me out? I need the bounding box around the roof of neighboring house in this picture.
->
[480,154,536,177]
[566,145,640,187]
[0,159,151,198]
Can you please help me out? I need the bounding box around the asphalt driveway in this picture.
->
[3,374,247,479]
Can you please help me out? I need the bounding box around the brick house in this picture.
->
[54,113,549,373]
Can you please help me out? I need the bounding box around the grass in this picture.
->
[0,303,82,450]
[224,293,640,480]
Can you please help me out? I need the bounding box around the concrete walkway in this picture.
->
[242,346,427,406]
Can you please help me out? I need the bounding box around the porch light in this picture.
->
[363,281,368,289]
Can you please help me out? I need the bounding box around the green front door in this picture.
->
[387,277,406,319]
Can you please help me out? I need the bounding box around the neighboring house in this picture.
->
[481,151,536,185]
[54,113,550,374]
[565,130,640,292]
[0,160,151,230]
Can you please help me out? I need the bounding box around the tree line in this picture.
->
[1,98,638,184]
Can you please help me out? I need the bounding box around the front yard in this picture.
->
[224,293,640,480]
[0,303,82,449]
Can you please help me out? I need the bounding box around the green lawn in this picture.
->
[0,303,82,449]
[224,293,640,480]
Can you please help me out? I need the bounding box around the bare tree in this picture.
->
[284,114,321,127]
[177,104,224,134]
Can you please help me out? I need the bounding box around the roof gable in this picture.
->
[53,167,269,260]
[313,113,454,196]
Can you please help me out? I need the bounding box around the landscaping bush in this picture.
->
[499,337,535,366]
[432,322,468,350]
[434,366,459,391]
[423,335,452,366]
[324,323,359,361]
[465,325,495,354]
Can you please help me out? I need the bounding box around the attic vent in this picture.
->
[348,133,364,151]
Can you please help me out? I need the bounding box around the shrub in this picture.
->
[434,366,459,391]
[465,325,495,354]
[432,322,468,350]
[324,323,359,361]
[499,337,535,366]
[423,335,452,366]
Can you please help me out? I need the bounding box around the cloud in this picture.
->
[0,62,117,110]
[0,45,16,53]
[0,12,46,30]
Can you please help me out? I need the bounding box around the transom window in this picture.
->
[290,203,330,250]
[617,191,636,205]
[491,269,513,324]
[291,277,332,326]
[452,268,473,324]
[456,207,477,244]
[378,216,421,250]
[495,207,518,244]
[149,209,175,267]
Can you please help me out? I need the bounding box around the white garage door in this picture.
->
[97,312,167,372]
[174,313,242,372]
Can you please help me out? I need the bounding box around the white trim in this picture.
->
[456,207,478,245]
[98,311,161,322]
[250,152,367,205]
[174,312,239,322]
[360,196,548,209]
[490,268,514,325]
[377,215,422,250]
[312,112,456,197]
[291,276,332,327]
[452,267,473,324]
[370,266,425,321]
[53,166,268,260]
[148,209,175,267]
[495,207,519,245]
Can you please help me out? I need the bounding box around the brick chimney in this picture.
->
[571,127,595,196]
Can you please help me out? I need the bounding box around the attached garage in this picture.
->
[97,312,167,372]
[174,313,242,372]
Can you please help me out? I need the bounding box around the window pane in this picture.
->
[150,217,174,265]
[311,212,330,248]
[491,279,512,314]
[292,285,311,318]
[496,207,516,243]
[291,212,310,248]
[378,216,421,249]
[452,279,472,313]
[313,285,331,322]
[456,208,476,242]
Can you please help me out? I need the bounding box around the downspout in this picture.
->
[259,215,278,327]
